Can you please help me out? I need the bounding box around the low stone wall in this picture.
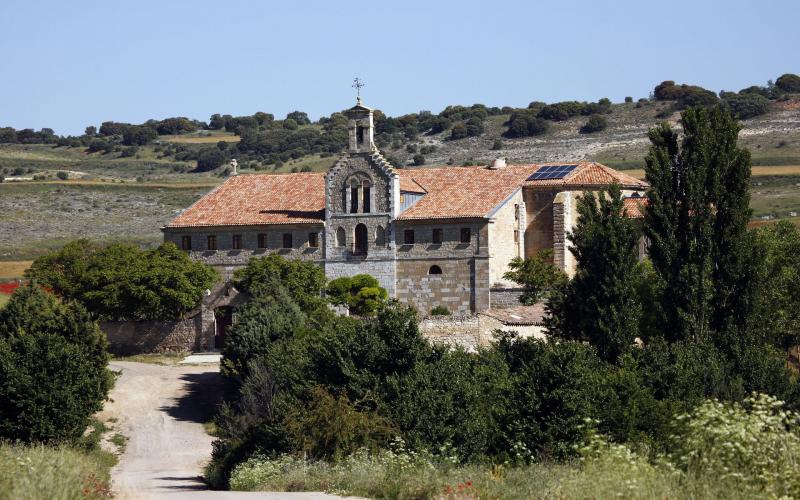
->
[101,313,212,355]
[418,315,480,350]
[477,314,546,345]
[489,288,524,309]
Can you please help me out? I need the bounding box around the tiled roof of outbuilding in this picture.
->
[623,197,648,219]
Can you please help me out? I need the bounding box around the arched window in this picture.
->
[428,265,442,275]
[375,225,386,247]
[354,223,368,255]
[362,180,371,213]
[336,227,346,247]
[350,179,359,213]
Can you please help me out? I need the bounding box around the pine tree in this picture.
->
[546,184,643,363]
[643,106,753,345]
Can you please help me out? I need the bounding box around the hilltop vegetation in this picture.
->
[1,73,799,180]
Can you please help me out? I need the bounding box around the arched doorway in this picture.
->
[354,223,368,255]
[214,306,233,349]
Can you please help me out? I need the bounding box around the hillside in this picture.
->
[1,78,800,262]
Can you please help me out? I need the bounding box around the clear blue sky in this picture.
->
[1,0,797,135]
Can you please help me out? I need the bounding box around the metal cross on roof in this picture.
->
[352,77,365,101]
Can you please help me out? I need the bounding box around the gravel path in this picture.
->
[102,361,344,500]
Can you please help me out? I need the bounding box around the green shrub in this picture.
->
[25,240,219,321]
[56,171,69,180]
[669,393,800,497]
[775,73,800,93]
[0,285,113,443]
[325,274,388,316]
[429,305,451,316]
[724,93,771,119]
[625,96,633,103]
[579,115,608,134]
[412,154,425,166]
[503,249,566,305]
[504,111,549,138]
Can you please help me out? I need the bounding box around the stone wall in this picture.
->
[523,189,556,259]
[418,315,480,350]
[488,189,524,287]
[489,288,524,309]
[101,313,211,355]
[477,314,546,345]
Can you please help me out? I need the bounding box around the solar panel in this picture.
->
[527,164,577,181]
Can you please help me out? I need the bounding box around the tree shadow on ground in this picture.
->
[159,371,223,423]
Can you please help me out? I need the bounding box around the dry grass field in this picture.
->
[161,133,240,144]
[625,165,800,180]
[0,261,31,280]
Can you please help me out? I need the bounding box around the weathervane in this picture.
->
[352,77,365,103]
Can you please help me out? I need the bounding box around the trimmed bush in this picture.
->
[0,285,113,443]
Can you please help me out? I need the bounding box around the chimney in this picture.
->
[488,157,507,170]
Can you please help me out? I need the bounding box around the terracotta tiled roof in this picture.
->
[623,197,648,219]
[165,173,326,228]
[396,165,538,220]
[481,304,548,325]
[165,161,649,229]
[399,176,427,193]
[524,162,648,190]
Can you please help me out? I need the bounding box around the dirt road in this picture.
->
[103,361,342,500]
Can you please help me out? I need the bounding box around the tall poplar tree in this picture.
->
[547,183,643,363]
[643,106,753,346]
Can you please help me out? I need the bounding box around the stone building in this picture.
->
[163,99,648,319]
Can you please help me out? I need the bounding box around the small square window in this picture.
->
[232,234,242,250]
[432,228,443,245]
[257,233,268,249]
[460,228,471,244]
[282,233,293,249]
[404,229,415,245]
[207,235,217,251]
[181,235,191,251]
[308,232,319,248]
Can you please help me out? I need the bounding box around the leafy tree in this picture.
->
[775,73,800,93]
[412,154,425,166]
[285,111,311,125]
[0,127,17,143]
[84,125,97,137]
[0,285,113,443]
[504,111,549,138]
[723,93,771,119]
[503,249,566,305]
[643,106,753,346]
[546,184,643,363]
[580,115,608,133]
[155,117,198,135]
[196,147,226,172]
[56,171,68,180]
[122,125,158,146]
[625,96,633,103]
[326,274,388,316]
[491,138,504,150]
[449,122,468,140]
[25,241,218,321]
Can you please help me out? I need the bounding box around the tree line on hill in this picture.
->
[0,73,798,172]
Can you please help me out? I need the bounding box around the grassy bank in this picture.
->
[226,449,750,499]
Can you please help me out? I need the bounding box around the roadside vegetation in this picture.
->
[201,106,800,498]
